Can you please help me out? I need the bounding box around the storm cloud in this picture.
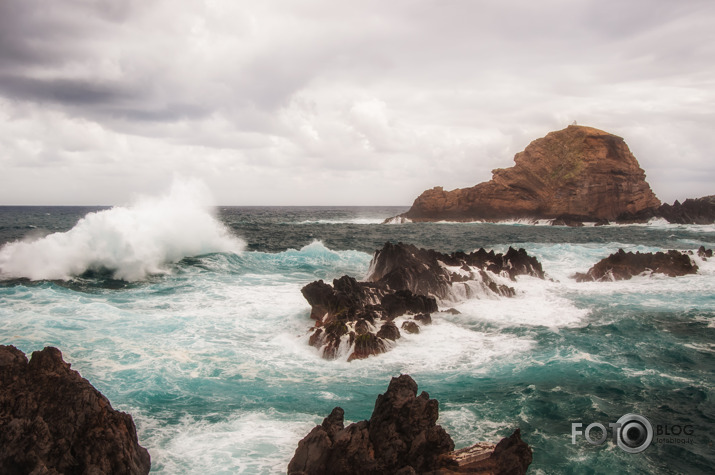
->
[1,0,713,205]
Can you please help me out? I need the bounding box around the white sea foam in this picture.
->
[139,410,318,474]
[297,218,385,225]
[383,216,412,224]
[452,275,591,328]
[0,179,244,281]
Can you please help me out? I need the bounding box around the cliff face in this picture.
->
[402,125,661,222]
[0,345,150,475]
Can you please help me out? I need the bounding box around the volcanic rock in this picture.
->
[655,195,715,224]
[401,321,420,334]
[574,249,699,282]
[394,125,661,223]
[367,242,545,299]
[301,243,544,360]
[287,375,532,475]
[0,345,150,475]
[434,429,533,475]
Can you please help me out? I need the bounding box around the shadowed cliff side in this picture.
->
[0,345,150,475]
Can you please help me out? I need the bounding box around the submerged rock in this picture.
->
[287,375,532,475]
[0,345,150,475]
[391,125,661,223]
[574,249,700,282]
[301,242,544,360]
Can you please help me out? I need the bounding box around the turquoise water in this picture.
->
[0,200,714,474]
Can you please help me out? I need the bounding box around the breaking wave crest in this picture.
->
[0,180,245,281]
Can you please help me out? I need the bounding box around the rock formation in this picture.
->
[302,242,544,360]
[573,248,704,282]
[394,125,661,223]
[0,345,151,475]
[619,195,715,224]
[287,374,532,475]
[657,196,715,224]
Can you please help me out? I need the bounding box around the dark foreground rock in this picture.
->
[287,375,532,475]
[574,249,702,282]
[0,345,150,475]
[302,242,544,360]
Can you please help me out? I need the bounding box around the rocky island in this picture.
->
[288,374,532,475]
[0,345,150,475]
[390,125,714,225]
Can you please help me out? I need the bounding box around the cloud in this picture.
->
[0,0,714,205]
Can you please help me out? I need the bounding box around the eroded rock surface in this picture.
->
[287,375,532,475]
[0,345,150,475]
[396,125,661,223]
[302,243,544,360]
[574,249,702,282]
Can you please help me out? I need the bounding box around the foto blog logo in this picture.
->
[572,413,653,454]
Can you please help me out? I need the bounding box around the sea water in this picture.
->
[0,188,713,474]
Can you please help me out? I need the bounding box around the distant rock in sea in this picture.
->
[619,195,715,225]
[573,248,706,282]
[393,125,661,223]
[287,374,532,475]
[0,345,150,475]
[301,242,544,361]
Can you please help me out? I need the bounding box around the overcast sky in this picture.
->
[0,0,713,205]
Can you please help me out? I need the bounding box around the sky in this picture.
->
[0,0,713,206]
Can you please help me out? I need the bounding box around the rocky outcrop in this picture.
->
[574,249,703,282]
[0,345,151,475]
[655,196,715,224]
[615,195,715,224]
[302,243,544,360]
[394,125,661,223]
[287,375,532,475]
[367,242,545,299]
[435,429,533,474]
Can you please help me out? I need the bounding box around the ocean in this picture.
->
[0,191,714,474]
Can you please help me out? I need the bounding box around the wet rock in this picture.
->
[574,249,699,282]
[288,375,532,475]
[301,243,544,360]
[401,321,420,334]
[288,375,454,474]
[434,429,533,474]
[376,321,401,341]
[414,313,433,324]
[698,245,713,259]
[348,333,384,362]
[0,345,150,475]
[381,290,439,318]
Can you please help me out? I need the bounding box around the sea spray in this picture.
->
[0,179,245,281]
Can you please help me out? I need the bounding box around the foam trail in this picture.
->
[0,179,245,281]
